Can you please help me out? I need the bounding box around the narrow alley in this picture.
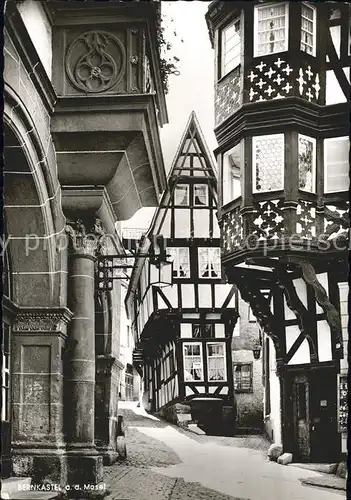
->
[104,403,345,500]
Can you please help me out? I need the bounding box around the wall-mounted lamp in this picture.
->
[252,328,263,360]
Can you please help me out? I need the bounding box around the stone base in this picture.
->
[12,449,67,486]
[96,449,119,466]
[66,454,103,489]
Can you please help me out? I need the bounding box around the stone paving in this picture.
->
[104,402,344,500]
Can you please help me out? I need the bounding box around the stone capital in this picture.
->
[12,307,73,337]
[65,217,106,257]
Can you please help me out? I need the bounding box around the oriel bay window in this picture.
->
[252,134,284,193]
[207,343,226,381]
[167,247,190,278]
[221,17,241,78]
[324,137,349,193]
[183,343,203,381]
[198,247,221,279]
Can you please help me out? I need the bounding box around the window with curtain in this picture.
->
[300,3,316,56]
[175,185,189,205]
[233,363,253,392]
[198,247,221,279]
[298,134,316,192]
[254,3,288,57]
[183,343,203,381]
[194,185,208,206]
[167,247,190,278]
[324,137,349,193]
[207,343,226,381]
[221,18,241,77]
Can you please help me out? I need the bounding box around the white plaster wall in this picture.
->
[18,0,52,79]
[265,337,282,444]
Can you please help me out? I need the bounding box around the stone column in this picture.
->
[65,219,104,488]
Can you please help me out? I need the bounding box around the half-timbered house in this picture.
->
[126,112,242,434]
[206,1,349,462]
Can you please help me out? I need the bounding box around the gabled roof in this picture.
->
[146,111,218,237]
[168,110,218,181]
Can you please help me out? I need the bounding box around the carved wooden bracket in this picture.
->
[291,259,344,359]
[236,278,283,360]
[275,266,318,363]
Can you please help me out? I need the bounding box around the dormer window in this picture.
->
[301,3,316,56]
[221,18,241,77]
[175,185,189,206]
[254,3,289,57]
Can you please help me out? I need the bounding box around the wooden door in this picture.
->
[292,374,310,461]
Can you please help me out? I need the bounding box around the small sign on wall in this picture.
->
[337,375,348,433]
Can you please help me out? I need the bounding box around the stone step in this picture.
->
[288,462,338,474]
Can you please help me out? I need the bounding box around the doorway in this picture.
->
[285,365,339,463]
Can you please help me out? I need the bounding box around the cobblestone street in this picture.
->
[104,403,344,500]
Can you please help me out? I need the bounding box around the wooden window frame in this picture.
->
[220,17,241,78]
[198,247,221,279]
[174,184,189,206]
[254,2,289,58]
[233,362,253,393]
[207,342,227,382]
[300,2,317,57]
[298,134,316,193]
[183,342,204,382]
[252,133,285,194]
[193,184,209,207]
[167,247,190,279]
[324,136,349,193]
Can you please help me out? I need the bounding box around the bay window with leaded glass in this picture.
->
[254,3,289,57]
[220,17,241,78]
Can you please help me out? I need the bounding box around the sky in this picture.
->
[123,1,216,230]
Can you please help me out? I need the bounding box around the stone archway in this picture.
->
[3,95,72,483]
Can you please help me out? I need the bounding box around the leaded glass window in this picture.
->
[233,363,253,392]
[194,185,208,206]
[298,135,316,193]
[183,343,203,381]
[324,137,349,193]
[301,3,316,56]
[207,343,226,381]
[175,185,189,205]
[254,3,289,57]
[167,247,190,278]
[198,248,221,279]
[221,18,241,77]
[253,134,285,193]
[192,324,215,338]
